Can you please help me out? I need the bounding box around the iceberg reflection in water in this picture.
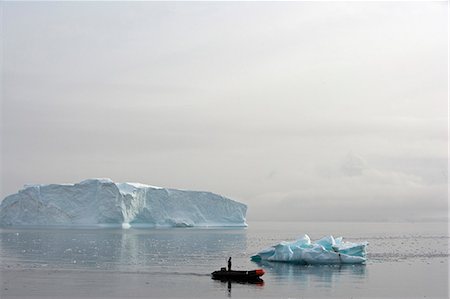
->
[253,260,366,288]
[0,227,247,272]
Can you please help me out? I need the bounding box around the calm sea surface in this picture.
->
[0,221,448,298]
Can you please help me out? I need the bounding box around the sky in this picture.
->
[1,1,448,222]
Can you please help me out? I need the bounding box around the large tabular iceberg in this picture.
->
[251,234,368,264]
[0,178,247,228]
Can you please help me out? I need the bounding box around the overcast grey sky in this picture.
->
[1,1,448,222]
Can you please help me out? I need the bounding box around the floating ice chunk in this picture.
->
[251,235,368,265]
[334,241,368,258]
[251,246,275,261]
[291,234,311,248]
[268,241,294,261]
[316,235,336,251]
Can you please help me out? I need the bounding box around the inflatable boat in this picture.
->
[211,268,265,281]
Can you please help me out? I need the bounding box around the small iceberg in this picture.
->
[251,234,368,265]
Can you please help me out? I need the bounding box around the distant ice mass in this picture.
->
[0,178,247,227]
[251,234,368,264]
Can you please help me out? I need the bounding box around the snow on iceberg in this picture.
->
[0,178,247,228]
[251,234,368,264]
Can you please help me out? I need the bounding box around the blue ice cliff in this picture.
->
[251,234,368,264]
[0,178,247,228]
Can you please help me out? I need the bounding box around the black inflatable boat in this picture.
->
[211,268,265,281]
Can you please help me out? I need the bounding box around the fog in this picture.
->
[1,1,447,222]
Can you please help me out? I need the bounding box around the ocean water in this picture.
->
[0,221,448,298]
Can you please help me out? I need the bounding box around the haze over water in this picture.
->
[2,1,447,223]
[1,221,448,298]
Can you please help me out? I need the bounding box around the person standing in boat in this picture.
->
[227,257,232,271]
